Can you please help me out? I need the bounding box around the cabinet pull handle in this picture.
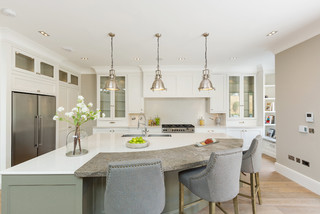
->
[110,121,115,124]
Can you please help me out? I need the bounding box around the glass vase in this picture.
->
[66,126,89,157]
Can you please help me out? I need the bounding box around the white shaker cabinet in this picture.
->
[207,74,227,113]
[58,83,79,148]
[227,128,262,151]
[127,73,144,113]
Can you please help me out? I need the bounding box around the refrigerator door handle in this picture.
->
[38,115,43,146]
[34,115,39,148]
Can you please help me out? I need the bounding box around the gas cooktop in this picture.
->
[162,124,195,133]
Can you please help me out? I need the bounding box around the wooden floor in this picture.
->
[197,155,320,214]
[0,155,320,214]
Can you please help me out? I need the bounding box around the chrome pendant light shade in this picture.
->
[104,33,120,91]
[199,33,215,91]
[199,70,215,91]
[151,33,166,91]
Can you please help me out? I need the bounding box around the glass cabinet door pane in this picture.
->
[15,52,34,72]
[100,77,111,118]
[59,70,68,82]
[229,76,240,118]
[71,75,78,85]
[244,76,254,118]
[114,77,126,118]
[40,62,54,78]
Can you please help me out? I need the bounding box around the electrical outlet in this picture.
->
[302,160,310,167]
[296,158,301,163]
[288,155,295,161]
[309,128,315,134]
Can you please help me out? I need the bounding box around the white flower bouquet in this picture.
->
[53,95,102,155]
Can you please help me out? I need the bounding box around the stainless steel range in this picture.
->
[162,124,195,133]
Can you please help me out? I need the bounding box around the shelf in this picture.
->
[263,136,276,143]
[265,111,276,114]
[265,98,275,100]
[264,85,275,88]
[265,124,276,126]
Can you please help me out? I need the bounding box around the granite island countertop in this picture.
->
[75,138,243,177]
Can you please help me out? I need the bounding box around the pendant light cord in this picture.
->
[204,35,208,70]
[157,36,160,71]
[110,36,114,70]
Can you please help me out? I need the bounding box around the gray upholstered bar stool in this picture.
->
[179,148,243,214]
[239,135,263,214]
[104,159,165,214]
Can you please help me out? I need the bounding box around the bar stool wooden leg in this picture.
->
[233,196,239,214]
[209,201,216,214]
[250,173,257,214]
[179,182,184,214]
[255,172,262,205]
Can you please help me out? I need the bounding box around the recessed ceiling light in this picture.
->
[230,57,237,60]
[266,31,278,37]
[134,57,140,61]
[81,57,88,60]
[1,8,16,17]
[38,31,50,37]
[178,57,186,61]
[62,46,73,52]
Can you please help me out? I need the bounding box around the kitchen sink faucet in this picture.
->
[138,114,149,136]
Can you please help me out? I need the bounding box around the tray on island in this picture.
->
[126,140,150,149]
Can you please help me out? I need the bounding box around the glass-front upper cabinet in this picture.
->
[99,76,126,119]
[100,76,111,118]
[59,70,68,83]
[114,77,126,117]
[243,76,255,118]
[228,75,255,119]
[229,76,240,118]
[40,62,54,78]
[15,52,35,72]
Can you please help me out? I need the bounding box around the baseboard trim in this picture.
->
[275,162,320,195]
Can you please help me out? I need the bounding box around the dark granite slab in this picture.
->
[75,138,243,177]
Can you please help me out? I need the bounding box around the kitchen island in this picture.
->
[1,132,242,214]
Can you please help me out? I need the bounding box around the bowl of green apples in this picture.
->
[126,137,149,149]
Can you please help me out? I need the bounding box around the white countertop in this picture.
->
[1,132,235,175]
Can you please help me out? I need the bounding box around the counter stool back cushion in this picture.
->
[104,159,165,214]
[241,135,262,173]
[180,147,243,202]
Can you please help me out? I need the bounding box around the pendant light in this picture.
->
[199,33,215,91]
[104,32,120,91]
[151,33,166,91]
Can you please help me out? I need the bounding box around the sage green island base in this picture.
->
[1,175,83,214]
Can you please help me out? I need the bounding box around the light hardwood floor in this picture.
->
[197,155,320,214]
[0,155,320,214]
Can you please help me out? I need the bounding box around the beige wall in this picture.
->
[276,34,320,181]
[81,74,97,135]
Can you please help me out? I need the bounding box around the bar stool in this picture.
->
[239,135,263,214]
[179,148,243,214]
[104,159,165,214]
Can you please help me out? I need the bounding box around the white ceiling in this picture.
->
[1,0,320,73]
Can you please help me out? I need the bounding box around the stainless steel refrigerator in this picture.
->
[12,92,56,166]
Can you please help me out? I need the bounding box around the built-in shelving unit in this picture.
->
[263,73,276,158]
